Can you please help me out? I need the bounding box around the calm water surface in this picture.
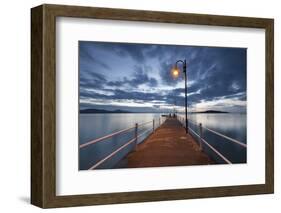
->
[183,113,246,164]
[79,113,246,170]
[79,113,162,170]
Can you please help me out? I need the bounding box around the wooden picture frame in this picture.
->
[31,4,274,208]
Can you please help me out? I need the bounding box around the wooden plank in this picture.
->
[127,118,213,168]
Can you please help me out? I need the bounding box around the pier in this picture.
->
[126,118,212,168]
[80,115,246,170]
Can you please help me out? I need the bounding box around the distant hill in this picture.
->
[80,108,229,114]
[80,108,131,114]
[194,110,229,114]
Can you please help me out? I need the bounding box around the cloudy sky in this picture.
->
[79,41,246,113]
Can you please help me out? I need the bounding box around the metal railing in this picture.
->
[177,115,246,164]
[80,117,165,170]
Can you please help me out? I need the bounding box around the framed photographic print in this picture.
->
[31,4,274,208]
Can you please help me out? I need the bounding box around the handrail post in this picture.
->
[134,123,138,151]
[199,123,203,151]
[153,119,155,132]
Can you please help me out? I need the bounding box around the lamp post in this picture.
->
[172,59,188,133]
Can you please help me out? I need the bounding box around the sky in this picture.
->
[79,41,246,113]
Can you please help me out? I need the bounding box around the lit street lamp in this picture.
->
[172,59,188,133]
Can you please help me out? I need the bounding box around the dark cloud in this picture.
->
[79,88,166,111]
[171,47,246,105]
[108,65,158,88]
[79,42,112,70]
[82,42,152,63]
[79,70,107,89]
[79,41,247,112]
[111,43,147,63]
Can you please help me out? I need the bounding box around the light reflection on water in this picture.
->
[187,113,246,143]
[79,113,246,170]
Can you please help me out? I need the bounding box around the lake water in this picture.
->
[179,113,246,164]
[79,113,246,170]
[79,113,163,170]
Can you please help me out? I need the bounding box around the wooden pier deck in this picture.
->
[126,118,213,168]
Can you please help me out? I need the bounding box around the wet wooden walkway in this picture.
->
[126,118,213,168]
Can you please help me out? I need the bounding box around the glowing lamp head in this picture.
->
[172,68,180,78]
